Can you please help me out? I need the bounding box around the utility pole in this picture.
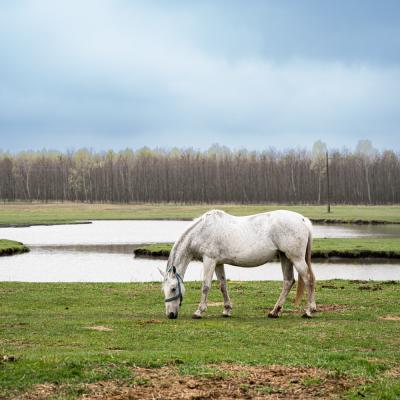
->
[326,150,331,213]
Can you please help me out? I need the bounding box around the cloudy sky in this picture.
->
[1,0,399,152]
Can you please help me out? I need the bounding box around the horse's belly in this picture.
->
[221,248,277,268]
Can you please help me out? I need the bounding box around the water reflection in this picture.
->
[1,246,399,282]
[37,244,138,254]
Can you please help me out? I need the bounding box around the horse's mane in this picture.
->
[168,210,227,267]
[168,216,203,266]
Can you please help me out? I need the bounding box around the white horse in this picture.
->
[159,210,316,319]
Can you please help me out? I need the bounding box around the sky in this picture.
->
[1,0,400,152]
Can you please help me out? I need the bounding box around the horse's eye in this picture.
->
[171,288,176,292]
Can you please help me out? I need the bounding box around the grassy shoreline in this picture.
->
[134,238,400,259]
[1,281,399,398]
[0,239,29,256]
[1,202,400,226]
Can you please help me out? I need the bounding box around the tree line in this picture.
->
[0,142,399,204]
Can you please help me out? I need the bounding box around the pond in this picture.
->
[1,220,400,246]
[1,221,400,282]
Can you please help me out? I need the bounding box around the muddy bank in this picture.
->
[0,239,29,256]
[0,221,92,228]
[134,240,400,260]
[310,218,400,225]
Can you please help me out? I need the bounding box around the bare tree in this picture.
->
[356,139,377,204]
[311,140,327,204]
[0,144,399,204]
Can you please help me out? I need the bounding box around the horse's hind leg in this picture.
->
[215,263,232,317]
[292,258,315,318]
[193,256,216,319]
[268,253,295,318]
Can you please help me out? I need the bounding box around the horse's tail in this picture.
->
[295,229,314,305]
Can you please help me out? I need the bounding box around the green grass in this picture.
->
[1,281,399,398]
[134,238,400,259]
[1,203,400,226]
[0,239,29,256]
[313,238,400,258]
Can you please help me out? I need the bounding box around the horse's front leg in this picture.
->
[193,257,216,319]
[215,263,232,317]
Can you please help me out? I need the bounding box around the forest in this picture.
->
[0,141,399,204]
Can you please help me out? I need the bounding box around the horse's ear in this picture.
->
[158,267,166,278]
[172,266,176,274]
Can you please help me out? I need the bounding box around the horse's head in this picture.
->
[159,266,185,319]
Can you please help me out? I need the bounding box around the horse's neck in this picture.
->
[168,237,192,278]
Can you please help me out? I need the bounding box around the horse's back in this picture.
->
[191,210,271,266]
[192,209,312,265]
[265,210,312,231]
[197,209,311,240]
[265,210,312,260]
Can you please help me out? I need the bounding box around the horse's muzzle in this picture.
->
[168,312,178,319]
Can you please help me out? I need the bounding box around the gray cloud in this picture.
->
[0,0,399,151]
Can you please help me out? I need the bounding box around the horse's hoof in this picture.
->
[302,312,312,319]
[222,308,232,317]
[267,312,279,319]
[192,313,202,319]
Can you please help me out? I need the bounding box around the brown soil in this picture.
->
[321,285,345,290]
[357,285,382,291]
[385,366,400,378]
[286,304,349,314]
[315,304,349,312]
[84,326,113,332]
[20,364,361,400]
[379,315,400,321]
[137,319,162,325]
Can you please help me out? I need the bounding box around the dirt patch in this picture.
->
[207,302,225,307]
[385,366,400,378]
[358,285,382,291]
[1,322,28,328]
[138,319,162,325]
[22,384,56,399]
[379,315,400,321]
[84,325,113,332]
[321,285,344,290]
[285,304,348,314]
[20,364,361,399]
[316,304,349,312]
[106,348,125,353]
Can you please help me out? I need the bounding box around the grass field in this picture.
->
[134,238,400,259]
[0,239,30,256]
[1,281,399,399]
[1,202,400,226]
